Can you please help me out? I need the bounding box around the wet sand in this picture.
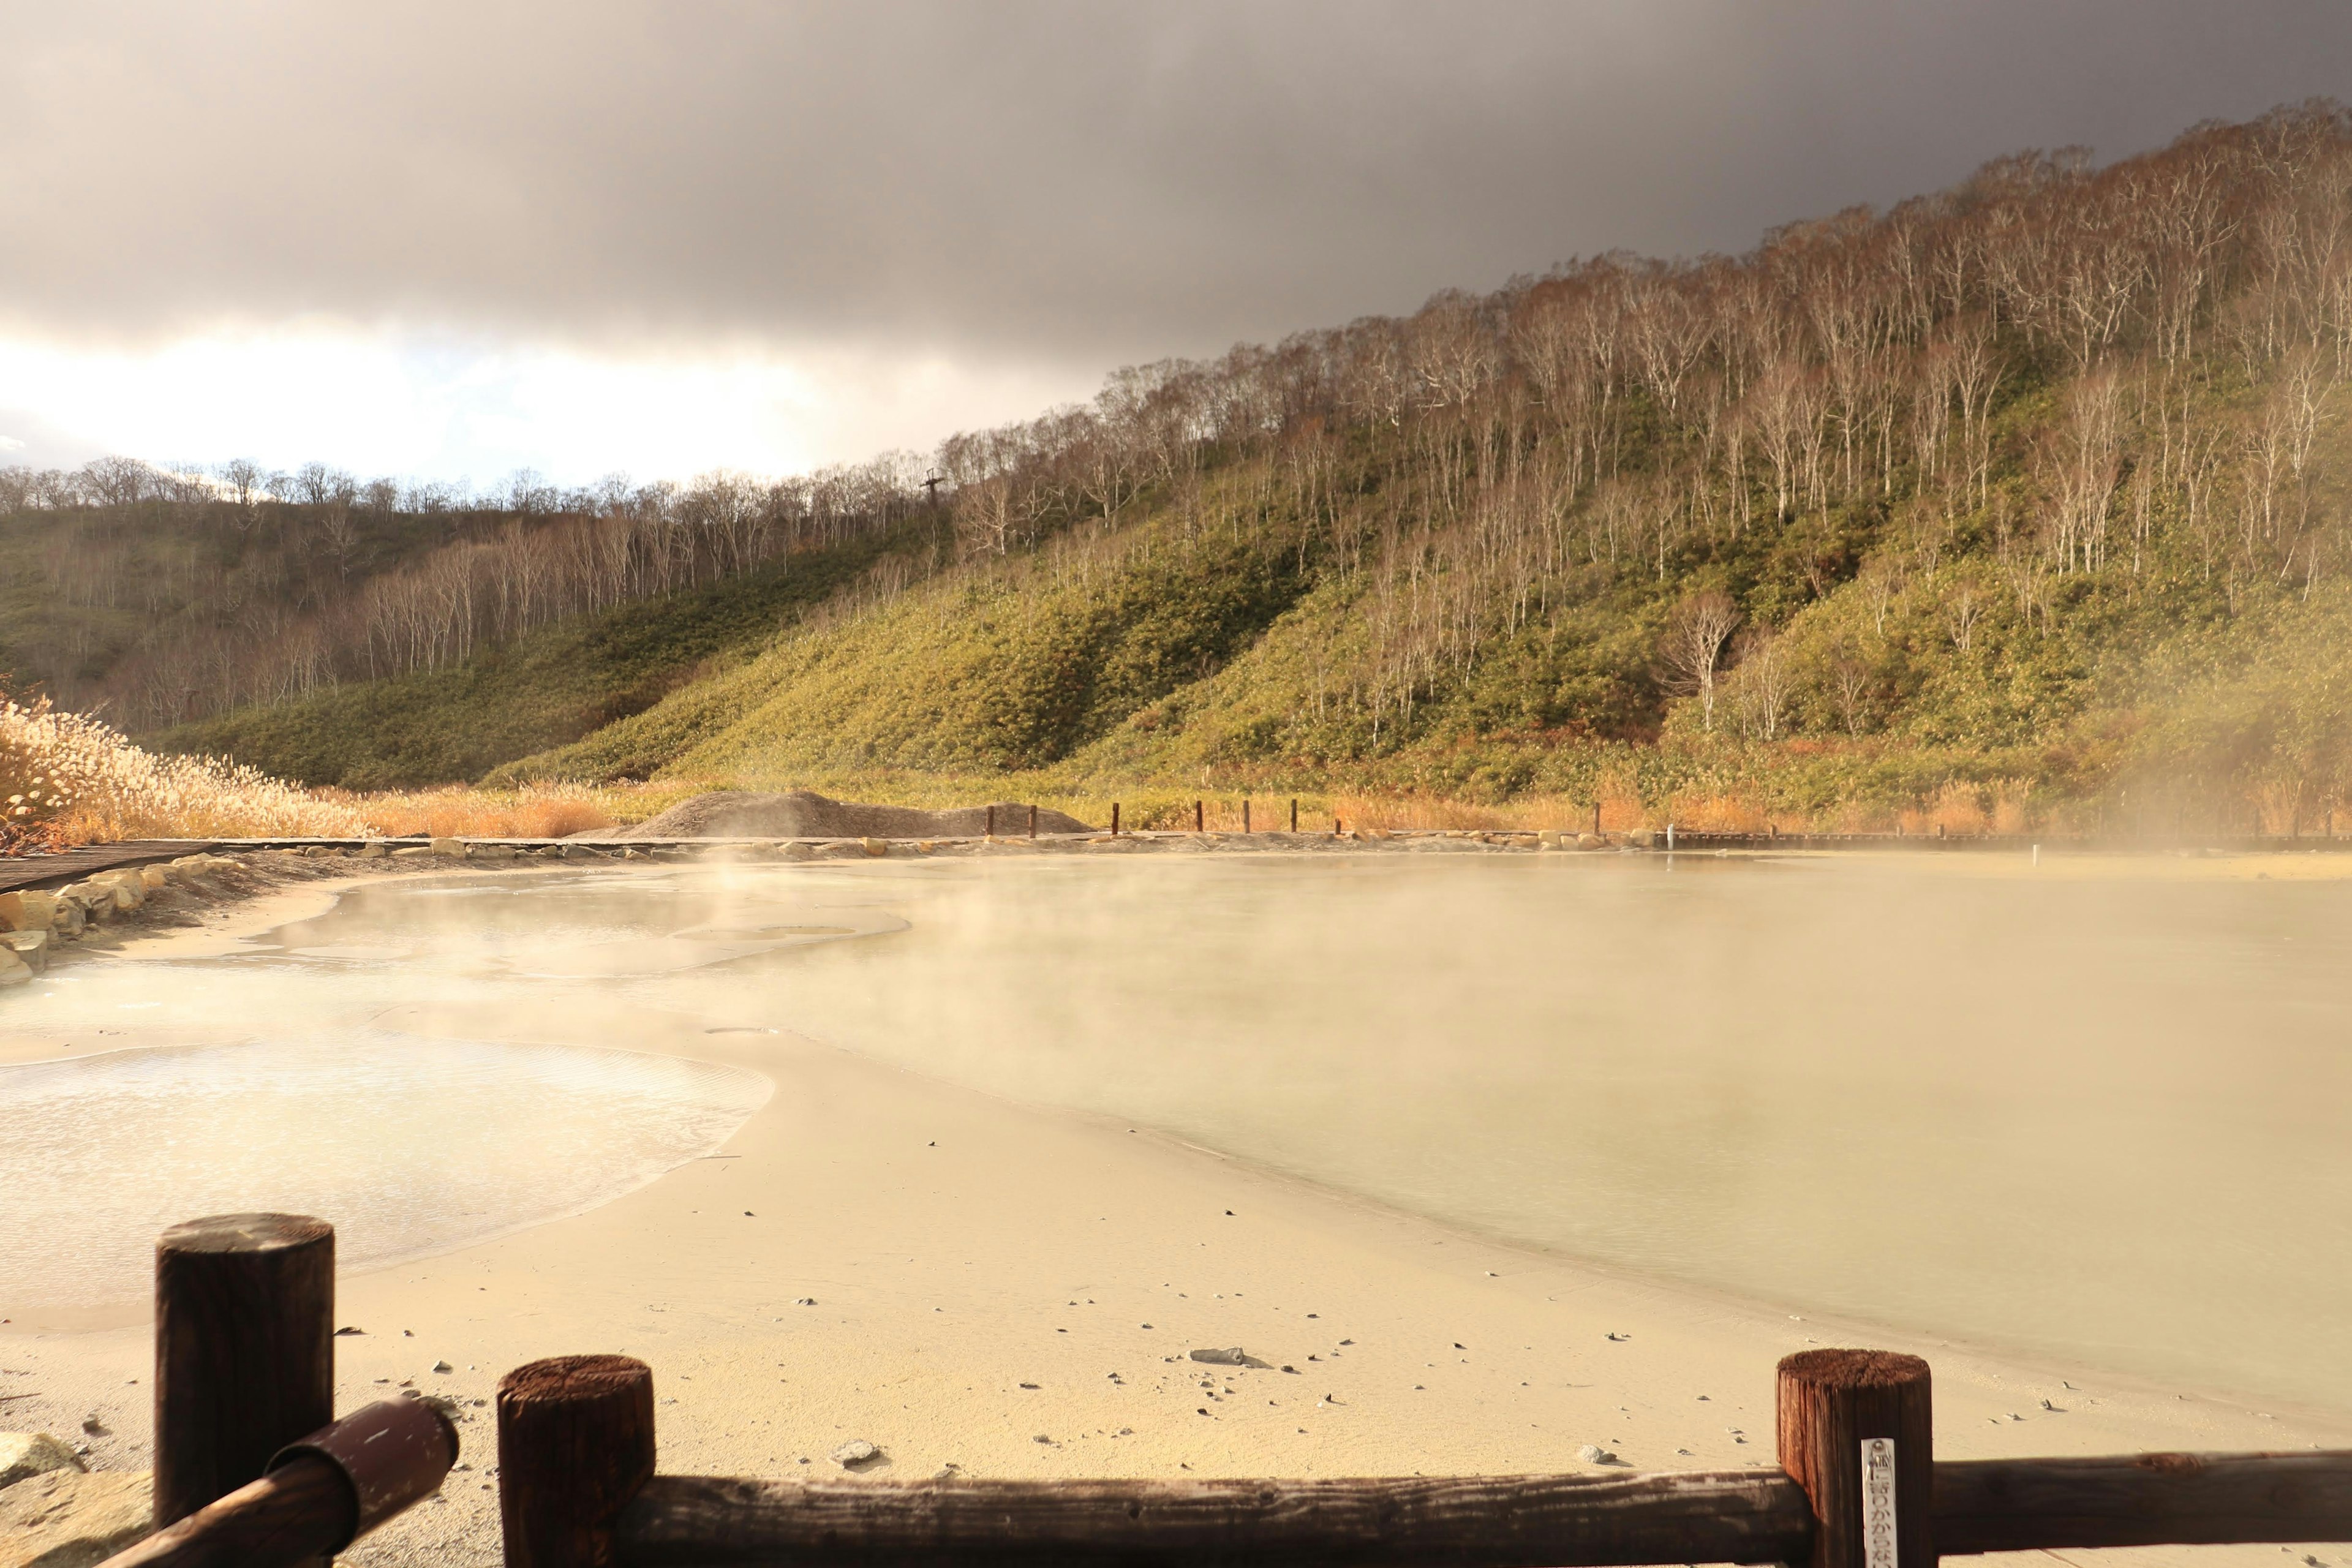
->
[4,860,2350,1568]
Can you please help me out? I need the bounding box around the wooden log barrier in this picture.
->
[95,1398,457,1568]
[494,1341,2352,1567]
[599,1452,2352,1566]
[614,1470,1813,1568]
[1778,1349,1933,1568]
[1934,1449,2352,1554]
[500,1355,658,1568]
[102,1455,352,1568]
[153,1213,335,1529]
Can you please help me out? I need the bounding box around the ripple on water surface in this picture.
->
[0,1034,771,1310]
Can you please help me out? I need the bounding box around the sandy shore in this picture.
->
[5,861,2350,1568]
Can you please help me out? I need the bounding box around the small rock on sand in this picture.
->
[1577,1444,1618,1464]
[4,931,51,974]
[1188,1347,1272,1368]
[0,1433,84,1491]
[0,892,56,933]
[830,1439,881,1469]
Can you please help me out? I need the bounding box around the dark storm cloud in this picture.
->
[3,1,2350,367]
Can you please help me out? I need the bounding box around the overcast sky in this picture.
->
[2,1,2348,486]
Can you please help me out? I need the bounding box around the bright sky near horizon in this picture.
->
[2,1,2349,488]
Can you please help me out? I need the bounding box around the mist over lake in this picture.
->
[9,851,2347,1418]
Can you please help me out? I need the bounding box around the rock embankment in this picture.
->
[571,790,1097,840]
[0,854,261,986]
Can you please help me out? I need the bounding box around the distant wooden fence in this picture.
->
[80,1218,2352,1568]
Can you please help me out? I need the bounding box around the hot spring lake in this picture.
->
[2,851,2347,1416]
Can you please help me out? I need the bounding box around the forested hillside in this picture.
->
[29,105,2352,830]
[0,457,922,731]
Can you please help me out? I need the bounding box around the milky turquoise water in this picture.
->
[4,852,2349,1417]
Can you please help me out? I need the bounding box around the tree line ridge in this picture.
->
[7,104,2351,826]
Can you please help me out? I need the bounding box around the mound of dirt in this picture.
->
[576,790,1098,841]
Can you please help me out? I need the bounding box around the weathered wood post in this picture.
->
[499,1355,655,1568]
[154,1214,336,1530]
[1291,798,1298,832]
[1028,804,1038,838]
[1243,800,1251,833]
[1194,799,1204,832]
[986,804,995,838]
[1778,1349,1934,1568]
[1593,800,1602,837]
[1111,803,1120,835]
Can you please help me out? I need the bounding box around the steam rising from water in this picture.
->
[4,855,2348,1415]
[655,854,2352,1414]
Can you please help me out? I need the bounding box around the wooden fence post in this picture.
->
[1290,798,1298,832]
[985,805,995,838]
[1243,800,1251,833]
[1111,803,1120,835]
[1196,800,1204,832]
[1028,804,1037,839]
[499,1355,655,1568]
[154,1214,335,1531]
[1778,1349,1934,1568]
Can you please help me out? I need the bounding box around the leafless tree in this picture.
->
[1830,644,1874,735]
[1731,625,1790,739]
[1945,582,1983,652]
[1662,590,1743,729]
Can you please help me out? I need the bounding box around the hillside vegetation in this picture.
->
[151,518,924,788]
[0,456,919,736]
[42,105,2352,832]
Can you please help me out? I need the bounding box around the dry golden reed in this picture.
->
[349,783,622,840]
[1,695,367,848]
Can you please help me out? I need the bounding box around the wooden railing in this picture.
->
[75,1213,2352,1567]
[494,1349,2352,1567]
[85,1215,457,1568]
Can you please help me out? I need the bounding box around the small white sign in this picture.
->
[1861,1436,1899,1568]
